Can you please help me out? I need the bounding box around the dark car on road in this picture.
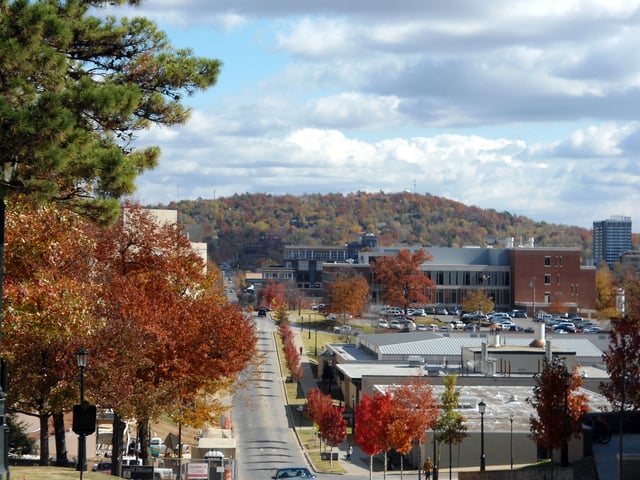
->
[257,307,269,317]
[272,467,316,478]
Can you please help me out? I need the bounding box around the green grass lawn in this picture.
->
[10,465,108,480]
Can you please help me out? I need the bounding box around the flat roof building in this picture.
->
[593,215,632,268]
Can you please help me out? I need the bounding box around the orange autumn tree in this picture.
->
[88,202,256,463]
[528,357,588,467]
[372,249,435,314]
[326,269,370,320]
[389,378,439,479]
[4,200,99,465]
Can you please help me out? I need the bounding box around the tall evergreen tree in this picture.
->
[0,0,221,223]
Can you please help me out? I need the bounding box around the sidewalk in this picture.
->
[292,325,438,478]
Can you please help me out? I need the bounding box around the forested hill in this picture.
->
[157,191,594,266]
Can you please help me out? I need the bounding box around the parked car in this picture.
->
[583,326,603,334]
[92,461,112,473]
[553,322,576,333]
[150,437,167,457]
[272,467,316,478]
[257,307,269,317]
[378,319,389,328]
[436,307,448,315]
[416,324,427,331]
[408,308,427,317]
[333,325,351,334]
[389,320,402,330]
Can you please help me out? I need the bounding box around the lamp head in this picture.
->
[76,348,89,368]
[478,400,486,414]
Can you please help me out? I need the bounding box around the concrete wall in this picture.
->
[405,431,583,471]
[459,466,574,480]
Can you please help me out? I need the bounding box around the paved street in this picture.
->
[232,315,308,479]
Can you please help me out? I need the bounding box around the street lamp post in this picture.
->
[509,414,514,470]
[76,349,89,479]
[297,405,304,430]
[529,278,536,320]
[561,371,570,467]
[352,394,357,438]
[479,400,486,472]
[432,427,438,480]
[308,314,311,339]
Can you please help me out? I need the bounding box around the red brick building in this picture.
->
[509,248,596,314]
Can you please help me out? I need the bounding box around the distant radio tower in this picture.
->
[413,179,416,193]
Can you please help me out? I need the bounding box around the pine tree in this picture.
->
[0,0,221,223]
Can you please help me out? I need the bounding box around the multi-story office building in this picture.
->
[593,216,632,268]
[355,246,595,314]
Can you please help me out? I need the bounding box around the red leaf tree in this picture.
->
[529,357,589,467]
[372,249,435,313]
[306,388,346,466]
[390,378,439,478]
[279,321,303,381]
[601,317,640,411]
[88,202,257,462]
[355,391,395,479]
[319,405,347,466]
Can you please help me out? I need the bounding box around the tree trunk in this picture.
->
[138,421,150,465]
[112,413,123,476]
[384,450,388,480]
[39,411,49,466]
[369,454,373,480]
[53,411,69,466]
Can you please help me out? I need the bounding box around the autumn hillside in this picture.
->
[151,191,610,268]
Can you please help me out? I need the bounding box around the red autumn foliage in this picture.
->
[372,249,435,312]
[279,321,303,380]
[529,357,589,455]
[601,317,640,410]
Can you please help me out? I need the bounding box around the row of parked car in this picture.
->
[380,306,461,317]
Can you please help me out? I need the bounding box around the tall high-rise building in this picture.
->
[593,216,632,268]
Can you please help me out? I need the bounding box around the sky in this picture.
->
[106,0,640,230]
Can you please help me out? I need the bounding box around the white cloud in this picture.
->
[114,0,640,230]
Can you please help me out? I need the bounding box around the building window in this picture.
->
[544,292,551,303]
[544,274,551,285]
[544,256,551,266]
[298,260,309,271]
[556,274,561,285]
